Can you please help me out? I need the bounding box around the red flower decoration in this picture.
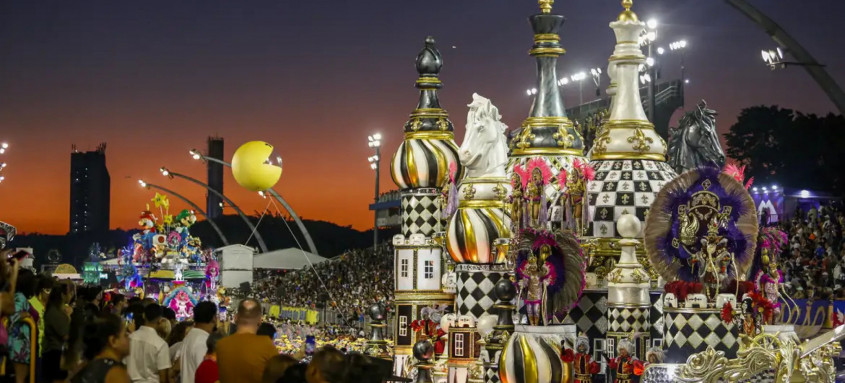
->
[721,302,734,323]
[561,348,575,363]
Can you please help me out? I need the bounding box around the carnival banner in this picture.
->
[277,306,320,324]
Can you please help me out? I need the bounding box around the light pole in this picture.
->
[570,72,587,105]
[188,149,319,255]
[590,67,603,97]
[643,18,658,123]
[0,142,8,184]
[137,179,230,245]
[160,166,269,253]
[367,133,382,251]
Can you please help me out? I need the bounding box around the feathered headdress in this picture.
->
[514,228,586,322]
[644,166,759,283]
[723,161,753,190]
[572,158,595,181]
[557,168,568,191]
[512,163,530,189]
[527,157,553,185]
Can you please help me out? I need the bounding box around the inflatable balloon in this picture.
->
[231,141,283,191]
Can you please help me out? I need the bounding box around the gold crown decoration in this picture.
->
[618,0,639,22]
[538,0,554,14]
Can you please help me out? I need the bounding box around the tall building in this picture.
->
[69,143,110,234]
[207,136,224,219]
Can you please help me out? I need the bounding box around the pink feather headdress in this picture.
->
[527,157,553,185]
[723,161,753,190]
[448,161,458,184]
[512,164,530,189]
[572,159,596,181]
[557,168,568,190]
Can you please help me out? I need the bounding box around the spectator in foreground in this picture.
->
[10,268,37,383]
[261,354,297,383]
[44,281,73,383]
[181,301,217,383]
[305,346,347,383]
[167,321,193,382]
[71,313,131,383]
[216,298,278,383]
[195,333,223,383]
[126,304,171,383]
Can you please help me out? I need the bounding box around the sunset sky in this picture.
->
[0,0,843,235]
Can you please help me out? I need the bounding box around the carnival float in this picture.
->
[387,1,843,382]
[113,193,222,319]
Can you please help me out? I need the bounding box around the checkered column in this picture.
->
[649,291,664,344]
[401,188,442,238]
[455,264,508,320]
[482,349,501,383]
[663,308,739,363]
[606,304,650,359]
[564,290,609,340]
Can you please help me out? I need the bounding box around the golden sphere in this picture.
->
[231,141,282,191]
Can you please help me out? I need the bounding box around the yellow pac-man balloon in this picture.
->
[231,141,283,191]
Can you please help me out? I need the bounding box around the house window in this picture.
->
[424,260,434,279]
[399,316,408,337]
[454,334,464,357]
[400,259,409,278]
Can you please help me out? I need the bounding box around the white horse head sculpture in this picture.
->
[459,93,509,179]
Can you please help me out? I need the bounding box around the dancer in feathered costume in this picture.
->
[525,158,553,228]
[514,229,586,325]
[753,230,786,324]
[510,163,529,231]
[561,158,595,234]
[441,162,460,218]
[561,333,599,383]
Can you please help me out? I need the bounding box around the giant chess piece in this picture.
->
[667,100,726,174]
[605,213,650,359]
[484,278,516,383]
[413,340,435,383]
[390,37,460,377]
[364,303,391,360]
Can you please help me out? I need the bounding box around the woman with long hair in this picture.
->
[44,281,74,383]
[71,313,131,383]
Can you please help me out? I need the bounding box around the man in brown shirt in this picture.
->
[216,298,278,383]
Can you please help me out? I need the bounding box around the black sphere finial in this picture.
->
[494,278,517,301]
[369,303,386,321]
[413,340,434,361]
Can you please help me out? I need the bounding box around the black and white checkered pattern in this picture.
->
[608,306,649,333]
[401,190,441,238]
[564,290,608,340]
[484,365,500,383]
[663,309,738,363]
[650,292,664,340]
[586,159,676,237]
[457,266,505,319]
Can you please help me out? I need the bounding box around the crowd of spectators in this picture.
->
[777,203,845,301]
[252,246,394,324]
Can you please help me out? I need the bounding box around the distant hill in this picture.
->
[13,214,397,268]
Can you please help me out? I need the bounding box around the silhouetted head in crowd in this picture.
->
[306,346,347,383]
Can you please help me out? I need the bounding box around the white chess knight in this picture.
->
[459,93,509,179]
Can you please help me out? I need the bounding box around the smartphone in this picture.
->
[7,250,28,265]
[305,335,316,355]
